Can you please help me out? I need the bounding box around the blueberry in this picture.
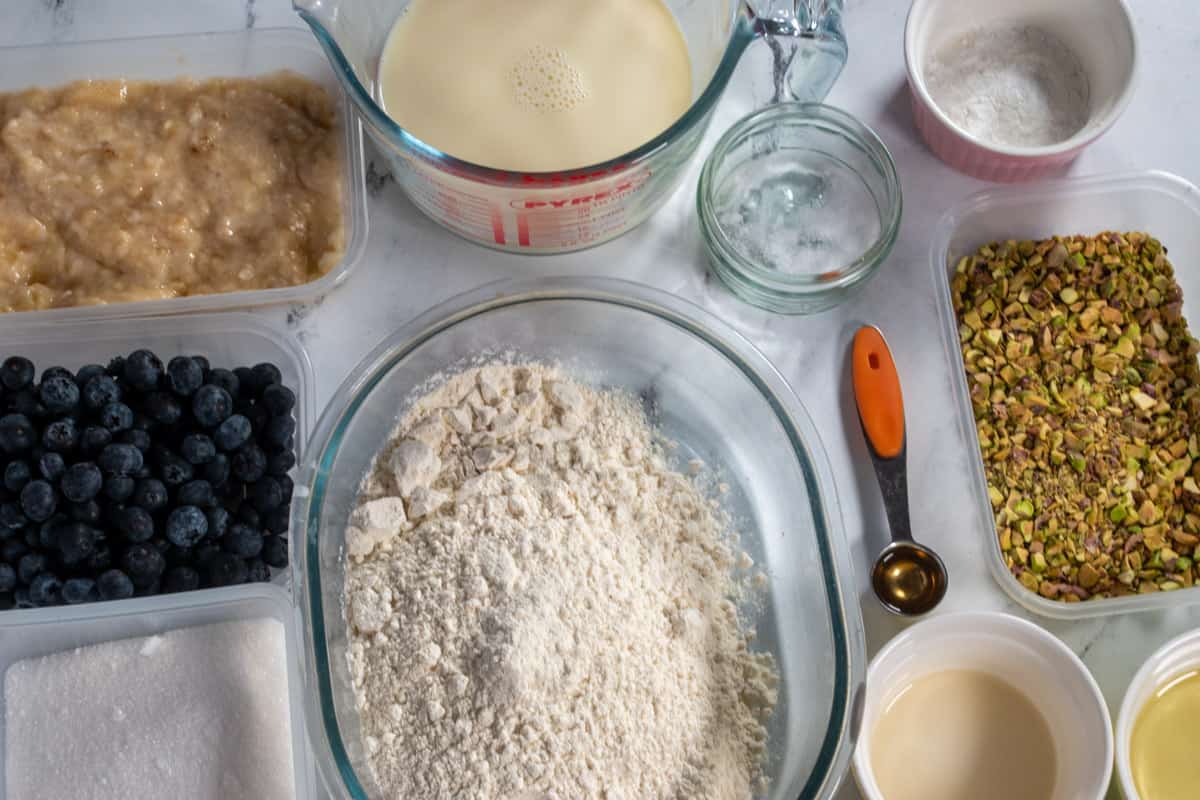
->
[105,356,126,378]
[267,450,296,476]
[118,507,155,543]
[97,568,134,600]
[165,506,207,548]
[79,425,113,455]
[250,477,284,513]
[62,462,102,502]
[133,478,168,512]
[192,355,210,374]
[261,384,296,417]
[241,403,270,437]
[204,454,230,487]
[4,460,31,493]
[117,429,152,453]
[69,500,102,525]
[235,505,260,528]
[261,535,288,568]
[166,356,204,397]
[61,577,98,604]
[205,369,239,400]
[7,391,45,420]
[232,444,267,484]
[233,366,255,398]
[42,418,78,453]
[74,364,106,387]
[99,402,134,432]
[143,392,182,426]
[40,366,73,384]
[28,573,62,606]
[191,385,233,428]
[213,414,252,452]
[0,414,35,454]
[163,566,200,594]
[121,543,165,586]
[194,541,221,569]
[0,502,25,531]
[103,475,136,502]
[251,363,282,394]
[38,375,80,415]
[0,357,34,391]
[246,559,271,583]
[262,415,296,449]
[177,479,214,508]
[19,480,56,522]
[82,374,120,410]
[180,433,216,465]
[223,522,264,558]
[155,448,193,486]
[17,552,47,585]
[205,507,231,540]
[123,350,164,392]
[0,563,15,592]
[55,522,96,565]
[37,452,65,482]
[207,552,248,586]
[86,543,113,573]
[98,443,143,476]
[0,539,28,564]
[264,507,290,535]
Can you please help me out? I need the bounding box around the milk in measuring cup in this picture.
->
[378,0,692,172]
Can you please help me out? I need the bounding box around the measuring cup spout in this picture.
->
[747,0,848,103]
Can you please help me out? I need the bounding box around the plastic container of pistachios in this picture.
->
[931,170,1200,619]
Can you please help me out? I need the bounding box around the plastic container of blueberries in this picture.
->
[0,310,314,588]
[0,583,315,799]
[0,27,367,322]
[931,170,1200,619]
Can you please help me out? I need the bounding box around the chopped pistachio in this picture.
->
[953,232,1200,602]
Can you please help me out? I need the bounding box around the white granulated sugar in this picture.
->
[925,25,1090,148]
[5,619,295,800]
[345,363,778,800]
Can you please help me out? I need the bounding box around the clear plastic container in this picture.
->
[293,277,866,800]
[931,170,1200,619]
[0,583,314,799]
[0,27,367,322]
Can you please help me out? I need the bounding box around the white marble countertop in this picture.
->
[7,1,1200,798]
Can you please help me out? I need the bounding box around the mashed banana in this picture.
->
[0,73,344,311]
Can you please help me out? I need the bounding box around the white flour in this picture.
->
[924,25,1090,147]
[344,363,777,799]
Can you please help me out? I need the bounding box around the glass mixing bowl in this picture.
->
[293,277,865,799]
[293,0,847,253]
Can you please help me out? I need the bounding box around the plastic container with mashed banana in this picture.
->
[0,28,367,322]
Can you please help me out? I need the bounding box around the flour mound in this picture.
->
[345,364,777,800]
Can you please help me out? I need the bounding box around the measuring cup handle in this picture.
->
[749,0,848,104]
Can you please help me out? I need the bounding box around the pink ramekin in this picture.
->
[904,0,1138,183]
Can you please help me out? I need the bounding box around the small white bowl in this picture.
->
[905,0,1138,181]
[853,612,1112,800]
[1116,627,1200,799]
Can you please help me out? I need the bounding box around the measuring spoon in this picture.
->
[852,326,948,616]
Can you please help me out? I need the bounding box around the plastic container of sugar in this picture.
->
[0,583,315,800]
[697,103,902,315]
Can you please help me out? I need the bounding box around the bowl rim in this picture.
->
[697,102,902,298]
[902,0,1139,158]
[293,275,866,800]
[1115,626,1200,800]
[852,610,1114,800]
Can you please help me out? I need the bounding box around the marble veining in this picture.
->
[3,2,1200,799]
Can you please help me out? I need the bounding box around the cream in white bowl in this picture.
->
[1117,627,1200,799]
[853,611,1112,800]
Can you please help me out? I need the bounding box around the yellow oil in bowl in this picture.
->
[1131,669,1200,799]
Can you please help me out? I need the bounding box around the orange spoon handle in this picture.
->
[852,326,905,459]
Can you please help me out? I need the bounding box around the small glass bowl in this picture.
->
[698,103,901,314]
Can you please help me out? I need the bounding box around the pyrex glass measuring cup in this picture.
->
[294,0,846,253]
